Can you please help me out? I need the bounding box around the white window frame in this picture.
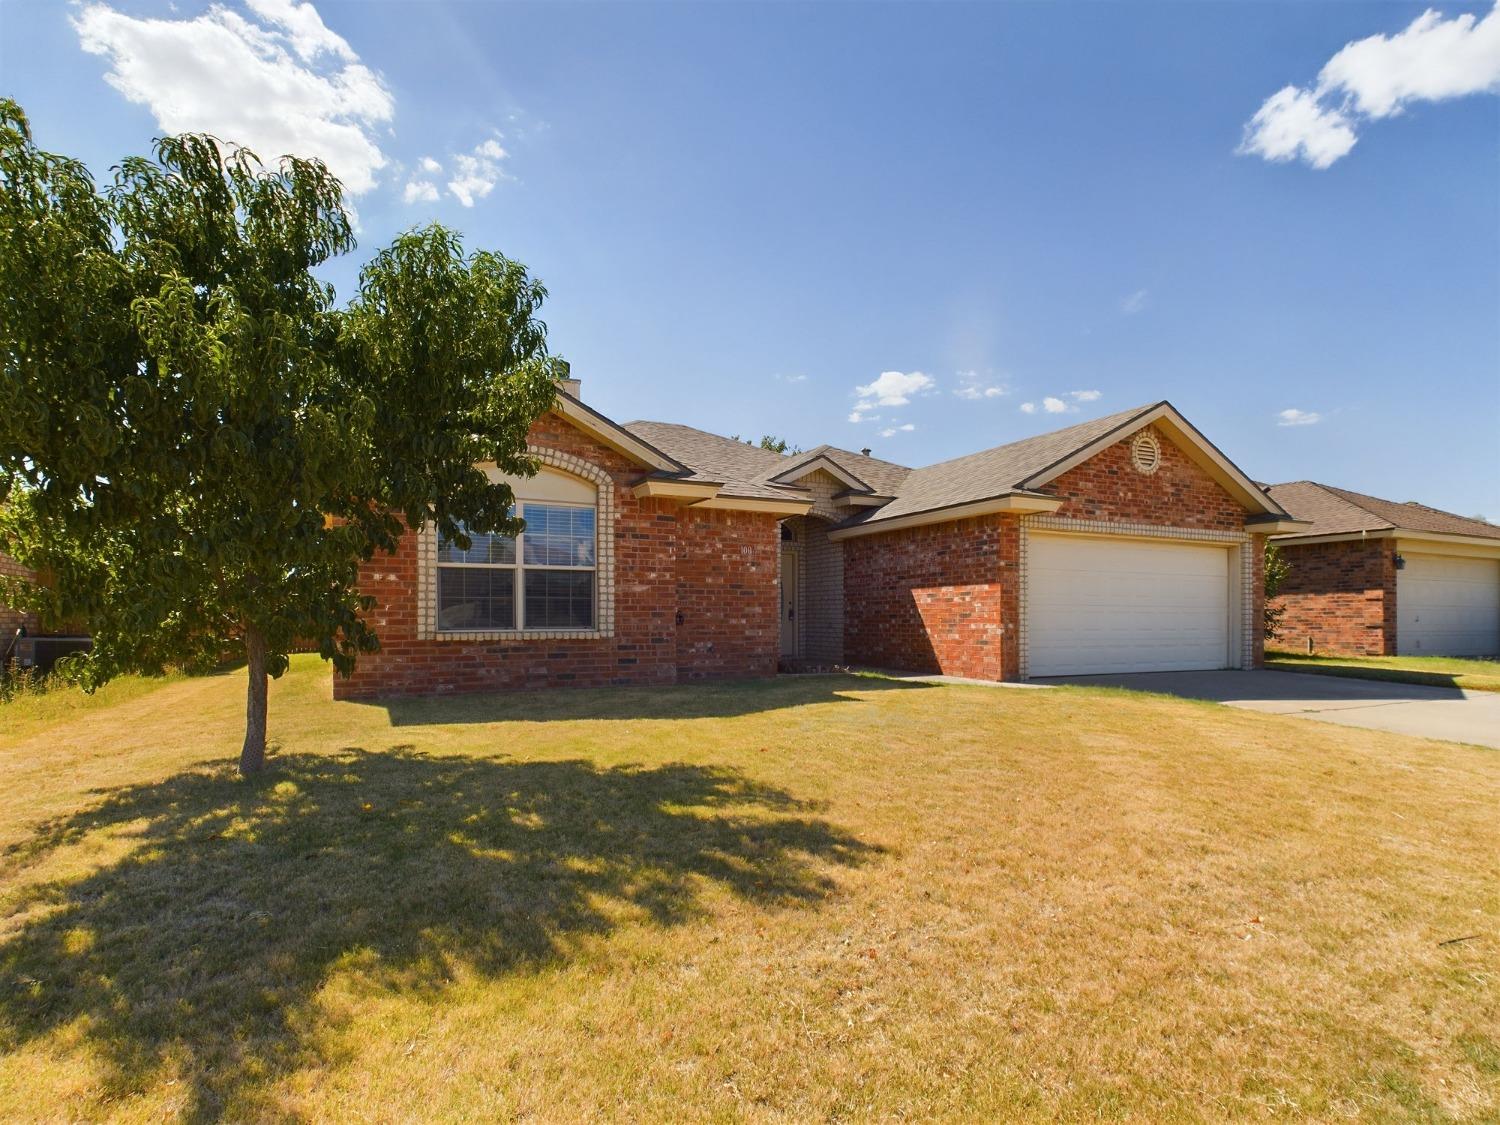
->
[417,449,617,642]
[436,500,598,633]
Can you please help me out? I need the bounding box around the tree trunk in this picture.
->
[240,627,269,776]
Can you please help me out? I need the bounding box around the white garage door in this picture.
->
[1397,553,1500,656]
[1027,535,1233,676]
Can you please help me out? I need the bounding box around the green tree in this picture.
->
[1264,542,1291,642]
[0,101,561,773]
[729,434,800,455]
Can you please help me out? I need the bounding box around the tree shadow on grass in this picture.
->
[375,671,934,726]
[0,747,876,1120]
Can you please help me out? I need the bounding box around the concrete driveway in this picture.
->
[1039,669,1500,749]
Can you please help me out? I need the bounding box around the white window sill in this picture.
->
[432,628,610,642]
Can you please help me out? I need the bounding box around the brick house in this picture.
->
[337,390,1300,699]
[1266,482,1500,657]
[0,551,38,638]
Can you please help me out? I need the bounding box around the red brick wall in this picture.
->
[841,426,1264,681]
[676,508,780,680]
[1270,538,1396,656]
[1045,423,1247,532]
[1249,534,1268,668]
[0,552,38,636]
[842,514,1020,681]
[335,413,780,699]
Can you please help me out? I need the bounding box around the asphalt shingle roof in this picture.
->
[621,421,807,500]
[623,401,1290,527]
[843,404,1159,526]
[1267,482,1500,541]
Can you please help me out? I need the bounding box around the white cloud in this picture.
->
[447,136,510,207]
[1240,2,1500,169]
[1020,389,1102,417]
[856,370,934,406]
[774,373,808,383]
[1323,3,1500,118]
[1278,408,1323,427]
[953,369,1008,400]
[1121,289,1149,315]
[878,424,916,438]
[402,179,439,204]
[73,0,393,195]
[245,0,353,61]
[849,370,935,422]
[419,155,442,174]
[1239,86,1359,169]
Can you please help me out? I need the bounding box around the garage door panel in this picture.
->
[1397,554,1500,656]
[1027,536,1233,676]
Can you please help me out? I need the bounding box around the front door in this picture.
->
[779,549,799,657]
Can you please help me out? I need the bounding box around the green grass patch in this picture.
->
[1266,650,1500,693]
[0,667,189,741]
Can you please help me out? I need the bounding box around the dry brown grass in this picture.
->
[1,657,1496,1121]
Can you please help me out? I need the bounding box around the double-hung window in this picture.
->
[436,489,597,632]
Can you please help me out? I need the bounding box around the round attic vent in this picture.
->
[1130,430,1161,475]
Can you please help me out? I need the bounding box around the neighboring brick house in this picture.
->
[1266,482,1500,657]
[0,551,39,638]
[339,393,1298,698]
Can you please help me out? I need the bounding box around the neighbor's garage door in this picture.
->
[1027,535,1233,676]
[1397,553,1500,656]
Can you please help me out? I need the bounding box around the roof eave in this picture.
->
[1270,528,1395,545]
[1274,527,1500,554]
[836,491,894,509]
[1245,516,1313,535]
[688,495,817,516]
[631,478,724,501]
[1392,531,1500,557]
[827,492,1064,541]
[553,394,688,473]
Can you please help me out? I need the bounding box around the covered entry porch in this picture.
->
[778,514,844,665]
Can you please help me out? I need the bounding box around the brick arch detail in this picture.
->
[415,448,617,641]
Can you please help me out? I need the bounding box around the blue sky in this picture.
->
[3,0,1498,515]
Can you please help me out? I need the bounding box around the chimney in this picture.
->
[557,360,581,400]
[860,447,872,457]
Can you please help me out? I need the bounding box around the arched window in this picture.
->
[435,466,597,632]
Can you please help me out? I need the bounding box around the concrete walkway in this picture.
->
[1037,668,1500,750]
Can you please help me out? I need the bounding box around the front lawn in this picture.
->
[1,656,1497,1121]
[1267,650,1500,693]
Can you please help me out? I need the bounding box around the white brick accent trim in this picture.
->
[417,449,617,641]
[1017,516,1254,679]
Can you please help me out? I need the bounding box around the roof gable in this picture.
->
[766,451,874,493]
[1043,420,1250,530]
[839,401,1288,533]
[1018,403,1287,518]
[807,447,913,497]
